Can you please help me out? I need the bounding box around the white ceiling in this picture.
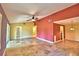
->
[54,17,79,25]
[1,3,76,23]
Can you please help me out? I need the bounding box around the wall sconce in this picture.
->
[70,20,75,31]
[70,27,75,31]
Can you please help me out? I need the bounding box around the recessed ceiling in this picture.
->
[54,17,79,25]
[1,3,76,23]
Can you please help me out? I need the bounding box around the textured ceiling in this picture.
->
[1,3,75,23]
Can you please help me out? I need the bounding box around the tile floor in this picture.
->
[6,38,45,48]
[5,39,79,56]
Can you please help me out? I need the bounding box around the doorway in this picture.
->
[32,25,37,37]
[60,26,65,40]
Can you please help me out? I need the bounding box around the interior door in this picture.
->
[16,26,22,39]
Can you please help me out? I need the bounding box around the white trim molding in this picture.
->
[20,36,32,39]
[36,37,53,44]
[36,37,63,44]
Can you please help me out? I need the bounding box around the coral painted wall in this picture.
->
[51,4,79,21]
[36,18,53,41]
[36,4,79,42]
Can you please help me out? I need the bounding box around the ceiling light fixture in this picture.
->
[32,19,35,21]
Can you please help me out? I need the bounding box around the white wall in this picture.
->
[65,23,79,41]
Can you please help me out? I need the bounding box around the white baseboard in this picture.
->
[36,37,63,44]
[20,36,32,39]
[13,36,33,40]
[36,37,53,44]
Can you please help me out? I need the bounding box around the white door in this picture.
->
[16,26,22,39]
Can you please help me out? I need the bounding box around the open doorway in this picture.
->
[60,26,65,40]
[32,23,37,44]
[32,25,37,37]
[53,23,65,42]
